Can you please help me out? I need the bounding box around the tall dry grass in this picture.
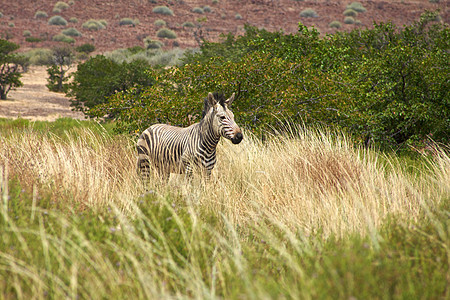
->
[1,124,448,298]
[1,125,448,237]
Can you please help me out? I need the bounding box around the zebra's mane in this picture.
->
[202,93,226,119]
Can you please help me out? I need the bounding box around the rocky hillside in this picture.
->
[1,0,448,53]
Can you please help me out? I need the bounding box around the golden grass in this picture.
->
[1,125,448,237]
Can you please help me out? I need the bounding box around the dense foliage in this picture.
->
[89,11,448,148]
[67,55,155,116]
[0,39,27,100]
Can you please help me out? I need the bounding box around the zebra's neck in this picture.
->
[197,114,220,153]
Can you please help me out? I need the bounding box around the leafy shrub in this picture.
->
[92,52,340,133]
[75,43,95,54]
[212,0,219,4]
[144,38,163,49]
[203,5,212,12]
[346,2,366,13]
[82,19,106,30]
[48,16,67,26]
[235,13,242,20]
[344,16,355,24]
[52,34,75,43]
[23,30,31,37]
[22,48,53,65]
[54,1,69,11]
[8,23,14,28]
[182,21,195,28]
[156,28,177,39]
[329,21,342,29]
[192,7,204,14]
[0,40,24,99]
[152,6,174,16]
[67,55,155,115]
[343,8,358,17]
[119,18,137,26]
[154,19,166,27]
[69,17,78,23]
[34,11,48,19]
[300,8,318,18]
[62,27,82,37]
[25,36,43,43]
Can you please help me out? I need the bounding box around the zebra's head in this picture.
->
[204,92,243,144]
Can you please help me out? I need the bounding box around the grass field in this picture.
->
[0,118,448,299]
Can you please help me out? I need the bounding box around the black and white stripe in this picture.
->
[137,92,243,179]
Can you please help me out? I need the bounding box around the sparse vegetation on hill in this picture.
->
[152,6,174,16]
[48,15,68,26]
[156,28,177,39]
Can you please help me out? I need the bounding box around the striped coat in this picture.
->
[137,92,243,178]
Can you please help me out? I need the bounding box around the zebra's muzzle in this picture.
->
[231,132,243,144]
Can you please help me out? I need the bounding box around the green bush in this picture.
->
[156,28,177,39]
[329,21,342,29]
[154,19,166,27]
[192,7,204,14]
[54,1,69,11]
[48,15,67,26]
[0,40,24,99]
[69,17,78,23]
[62,27,82,37]
[235,13,242,20]
[203,5,212,12]
[152,6,174,16]
[52,34,75,43]
[67,55,155,116]
[75,43,95,54]
[344,16,355,24]
[343,8,358,17]
[82,19,106,30]
[300,8,318,18]
[119,18,138,26]
[22,48,53,65]
[144,38,163,49]
[346,2,366,13]
[25,36,42,43]
[182,21,195,28]
[92,52,340,133]
[23,30,31,37]
[34,10,48,19]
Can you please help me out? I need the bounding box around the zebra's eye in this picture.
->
[219,115,226,120]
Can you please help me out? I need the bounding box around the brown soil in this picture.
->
[0,66,84,121]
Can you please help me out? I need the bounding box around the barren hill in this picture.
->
[1,0,448,53]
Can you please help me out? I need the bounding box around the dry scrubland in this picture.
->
[0,122,449,298]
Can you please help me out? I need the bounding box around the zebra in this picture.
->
[136,92,243,179]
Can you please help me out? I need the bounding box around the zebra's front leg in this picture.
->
[184,163,194,179]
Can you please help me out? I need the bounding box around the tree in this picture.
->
[46,46,74,93]
[67,55,155,116]
[0,39,26,100]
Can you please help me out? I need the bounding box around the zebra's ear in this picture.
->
[207,92,217,107]
[225,93,235,106]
